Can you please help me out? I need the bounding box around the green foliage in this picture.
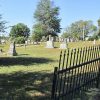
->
[62,20,97,40]
[15,36,25,44]
[0,14,7,33]
[88,33,99,41]
[9,23,30,40]
[88,37,94,41]
[61,27,72,38]
[61,32,70,38]
[33,0,60,40]
[97,18,100,38]
[32,24,45,41]
[97,18,100,27]
[32,33,42,42]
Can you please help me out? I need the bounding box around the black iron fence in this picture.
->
[51,45,100,100]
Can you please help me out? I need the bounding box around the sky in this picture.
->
[0,0,100,36]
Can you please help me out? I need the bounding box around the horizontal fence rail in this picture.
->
[51,45,100,100]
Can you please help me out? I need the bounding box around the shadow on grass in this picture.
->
[51,71,100,100]
[17,54,29,56]
[0,45,4,47]
[0,71,53,100]
[0,57,54,66]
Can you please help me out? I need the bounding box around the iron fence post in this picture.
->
[96,61,100,88]
[51,67,58,100]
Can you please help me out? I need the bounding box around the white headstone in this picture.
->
[25,41,28,45]
[33,42,38,45]
[41,36,46,42]
[64,38,67,43]
[1,39,6,44]
[51,37,54,41]
[70,38,73,42]
[60,38,67,49]
[93,40,96,45]
[49,35,51,41]
[67,38,70,42]
[46,41,54,48]
[28,39,31,44]
[58,37,61,42]
[46,35,54,48]
[60,42,67,49]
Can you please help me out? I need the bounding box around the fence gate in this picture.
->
[51,45,100,100]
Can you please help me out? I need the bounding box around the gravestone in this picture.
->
[67,38,70,42]
[70,38,73,42]
[8,41,17,56]
[33,41,38,45]
[41,36,46,42]
[51,37,54,41]
[1,39,6,44]
[28,39,31,44]
[25,40,28,45]
[93,39,96,45]
[46,35,54,48]
[60,38,67,49]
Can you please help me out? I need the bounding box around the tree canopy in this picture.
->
[0,14,6,33]
[97,18,100,38]
[32,0,61,41]
[9,23,30,39]
[62,20,97,40]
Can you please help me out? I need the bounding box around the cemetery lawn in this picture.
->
[0,41,100,100]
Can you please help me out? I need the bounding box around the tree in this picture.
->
[9,23,30,39]
[9,23,30,43]
[0,14,6,33]
[62,20,97,40]
[97,18,100,38]
[33,0,60,41]
[32,23,47,41]
[0,14,7,43]
[61,27,72,38]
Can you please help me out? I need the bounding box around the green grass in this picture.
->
[0,41,100,99]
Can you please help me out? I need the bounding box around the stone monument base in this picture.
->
[60,43,67,49]
[46,41,54,48]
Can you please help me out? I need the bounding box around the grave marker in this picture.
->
[60,38,67,49]
[46,35,54,48]
[8,41,17,56]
